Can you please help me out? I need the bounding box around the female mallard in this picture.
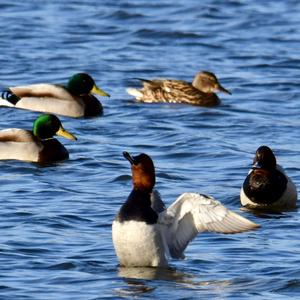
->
[127,71,231,106]
[240,146,297,210]
[0,114,77,163]
[0,73,110,118]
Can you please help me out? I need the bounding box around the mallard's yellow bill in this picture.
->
[92,85,110,97]
[56,126,77,140]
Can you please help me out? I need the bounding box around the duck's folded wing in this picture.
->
[135,78,164,90]
[151,189,166,213]
[10,84,74,101]
[160,192,259,259]
[161,80,197,93]
[0,129,35,142]
[137,79,191,93]
[148,80,204,99]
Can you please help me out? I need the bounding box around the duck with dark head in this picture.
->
[112,151,259,268]
[0,73,110,118]
[0,114,76,163]
[241,145,297,210]
[116,152,158,224]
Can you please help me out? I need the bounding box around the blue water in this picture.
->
[0,0,300,299]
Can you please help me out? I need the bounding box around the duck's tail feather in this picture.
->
[133,78,152,84]
[0,98,14,107]
[0,90,20,106]
[126,88,143,99]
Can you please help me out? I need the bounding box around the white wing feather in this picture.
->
[160,192,259,259]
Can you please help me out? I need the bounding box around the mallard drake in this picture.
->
[126,71,231,106]
[240,146,297,210]
[112,152,259,267]
[0,73,110,118]
[0,114,77,163]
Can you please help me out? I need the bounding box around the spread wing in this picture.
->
[160,192,259,259]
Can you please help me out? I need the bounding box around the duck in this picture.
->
[240,145,297,210]
[0,114,77,163]
[126,71,231,106]
[0,73,110,118]
[112,151,259,267]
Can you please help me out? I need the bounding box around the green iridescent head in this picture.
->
[33,114,77,140]
[67,73,110,97]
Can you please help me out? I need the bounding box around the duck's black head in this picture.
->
[253,146,277,170]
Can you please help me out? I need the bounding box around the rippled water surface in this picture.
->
[0,1,300,299]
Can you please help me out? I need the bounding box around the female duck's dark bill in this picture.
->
[218,83,231,95]
[123,151,136,165]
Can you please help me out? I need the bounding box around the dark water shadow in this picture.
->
[241,206,298,219]
[117,265,191,281]
[115,265,233,297]
[115,266,192,296]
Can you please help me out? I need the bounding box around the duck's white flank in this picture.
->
[112,220,168,267]
[0,129,42,162]
[14,97,83,118]
[0,141,41,162]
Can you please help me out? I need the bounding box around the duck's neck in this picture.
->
[117,188,158,224]
[82,95,103,116]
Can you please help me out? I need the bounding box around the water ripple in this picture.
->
[0,0,300,299]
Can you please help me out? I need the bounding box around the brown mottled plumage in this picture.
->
[127,71,231,106]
